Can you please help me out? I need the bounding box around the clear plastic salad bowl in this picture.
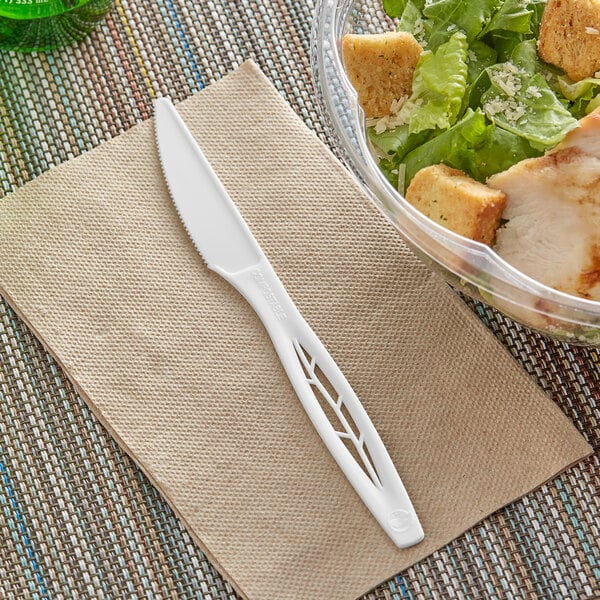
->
[310,0,600,345]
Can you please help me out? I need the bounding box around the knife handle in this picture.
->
[212,258,423,548]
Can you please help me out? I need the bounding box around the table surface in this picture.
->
[0,1,599,599]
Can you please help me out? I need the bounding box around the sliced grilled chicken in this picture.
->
[488,109,600,301]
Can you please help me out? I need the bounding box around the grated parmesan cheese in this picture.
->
[526,85,542,98]
[372,95,413,133]
[489,62,523,97]
[390,97,405,113]
[413,18,428,47]
[504,103,527,123]
[484,98,506,117]
[484,95,527,126]
[586,26,600,35]
[397,164,407,196]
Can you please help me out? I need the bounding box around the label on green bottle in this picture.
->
[0,0,93,20]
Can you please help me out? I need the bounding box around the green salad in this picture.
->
[370,0,600,192]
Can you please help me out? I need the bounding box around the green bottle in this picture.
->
[0,0,114,52]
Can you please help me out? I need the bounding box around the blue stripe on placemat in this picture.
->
[556,477,600,580]
[0,460,48,598]
[14,332,115,598]
[392,574,413,599]
[160,0,204,91]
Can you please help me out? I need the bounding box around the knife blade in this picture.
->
[154,97,423,548]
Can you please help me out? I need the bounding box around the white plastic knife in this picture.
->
[153,97,423,548]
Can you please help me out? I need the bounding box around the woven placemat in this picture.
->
[0,1,598,598]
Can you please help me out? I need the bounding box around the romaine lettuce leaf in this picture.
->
[368,124,431,159]
[402,109,541,186]
[383,0,425,17]
[405,32,469,134]
[403,109,486,183]
[481,64,579,149]
[558,76,600,118]
[558,75,600,102]
[378,156,401,189]
[509,39,537,74]
[528,0,546,37]
[467,123,542,181]
[468,68,492,108]
[397,0,425,35]
[423,0,500,49]
[481,0,534,36]
[511,39,563,92]
[467,40,497,83]
[368,125,431,190]
[585,94,600,115]
[382,0,408,17]
[463,41,497,116]
[484,30,526,62]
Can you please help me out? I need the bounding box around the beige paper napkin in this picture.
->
[0,60,591,600]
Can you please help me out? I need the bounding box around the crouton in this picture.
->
[342,32,422,118]
[538,0,600,81]
[405,164,507,246]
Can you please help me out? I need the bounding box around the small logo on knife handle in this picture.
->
[251,268,288,321]
[388,510,412,533]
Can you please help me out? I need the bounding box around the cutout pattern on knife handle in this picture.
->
[215,258,424,549]
[292,340,382,489]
